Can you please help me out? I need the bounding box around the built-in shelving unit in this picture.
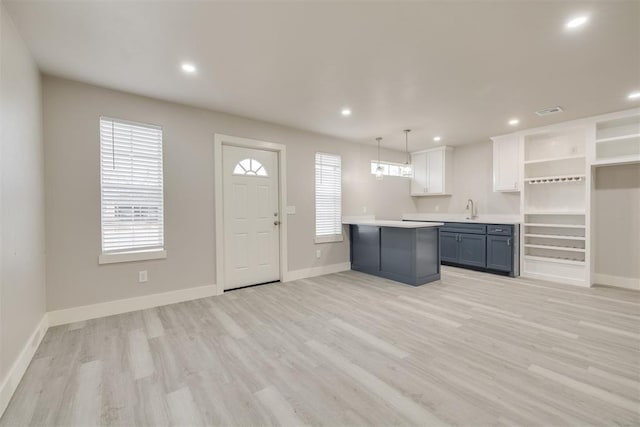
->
[593,114,640,166]
[522,127,589,286]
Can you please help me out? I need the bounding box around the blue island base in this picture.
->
[349,224,441,286]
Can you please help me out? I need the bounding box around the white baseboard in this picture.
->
[284,262,351,282]
[593,273,640,290]
[521,271,589,288]
[0,314,49,418]
[48,284,218,327]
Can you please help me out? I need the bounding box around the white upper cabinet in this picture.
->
[410,146,453,196]
[492,135,521,192]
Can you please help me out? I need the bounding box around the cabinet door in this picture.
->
[492,136,520,192]
[440,232,459,263]
[486,235,513,272]
[458,233,486,268]
[410,152,428,195]
[426,149,444,194]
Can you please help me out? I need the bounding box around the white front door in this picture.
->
[223,145,280,290]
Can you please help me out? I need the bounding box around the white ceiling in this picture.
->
[5,1,640,150]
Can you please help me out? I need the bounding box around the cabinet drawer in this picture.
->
[440,222,486,235]
[487,224,513,236]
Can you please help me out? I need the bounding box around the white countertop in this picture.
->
[402,213,521,225]
[342,219,444,228]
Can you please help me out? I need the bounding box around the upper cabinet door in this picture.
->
[426,149,444,194]
[492,135,521,192]
[410,152,428,195]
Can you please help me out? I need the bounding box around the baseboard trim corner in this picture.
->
[284,262,351,282]
[0,314,49,418]
[593,273,640,290]
[47,283,218,327]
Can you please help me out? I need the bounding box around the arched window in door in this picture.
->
[233,158,268,176]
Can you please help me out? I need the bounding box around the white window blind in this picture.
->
[100,117,164,254]
[315,152,342,243]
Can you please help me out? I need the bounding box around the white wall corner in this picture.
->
[284,262,351,282]
[47,283,218,327]
[0,314,49,418]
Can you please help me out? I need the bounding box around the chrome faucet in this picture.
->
[465,199,476,219]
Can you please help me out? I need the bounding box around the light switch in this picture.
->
[286,205,296,215]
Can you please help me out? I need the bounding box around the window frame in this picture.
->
[315,152,343,244]
[98,116,166,264]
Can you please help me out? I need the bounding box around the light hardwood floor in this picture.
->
[1,266,639,426]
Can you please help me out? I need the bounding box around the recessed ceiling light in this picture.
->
[509,119,519,126]
[341,108,352,116]
[628,91,640,100]
[181,63,196,73]
[433,136,441,142]
[566,16,588,29]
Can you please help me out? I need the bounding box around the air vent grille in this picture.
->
[535,106,564,116]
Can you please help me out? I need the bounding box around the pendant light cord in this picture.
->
[404,129,411,163]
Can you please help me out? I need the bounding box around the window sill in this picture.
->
[99,249,167,265]
[315,235,344,244]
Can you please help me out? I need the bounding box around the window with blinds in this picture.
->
[315,152,343,243]
[100,117,164,254]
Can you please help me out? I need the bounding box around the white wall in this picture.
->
[414,140,520,216]
[593,163,640,284]
[43,76,417,311]
[0,1,46,398]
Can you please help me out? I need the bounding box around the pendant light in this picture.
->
[401,129,412,177]
[375,137,384,180]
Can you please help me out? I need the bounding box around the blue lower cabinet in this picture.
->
[440,232,459,263]
[458,234,487,268]
[423,221,518,277]
[486,235,513,272]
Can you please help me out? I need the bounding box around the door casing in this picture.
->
[214,134,288,294]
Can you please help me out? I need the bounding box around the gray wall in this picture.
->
[415,140,520,216]
[43,76,417,311]
[594,163,640,280]
[0,3,46,388]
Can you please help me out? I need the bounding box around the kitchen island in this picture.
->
[343,219,444,286]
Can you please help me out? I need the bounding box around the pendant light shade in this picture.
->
[375,137,384,180]
[401,129,413,177]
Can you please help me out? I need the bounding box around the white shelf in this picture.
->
[595,133,640,144]
[524,223,585,229]
[525,210,585,215]
[524,244,585,253]
[524,155,585,165]
[524,255,585,265]
[592,154,640,167]
[525,174,585,184]
[524,233,585,241]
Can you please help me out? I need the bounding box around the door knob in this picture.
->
[274,220,281,226]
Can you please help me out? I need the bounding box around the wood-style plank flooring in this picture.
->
[2,266,639,426]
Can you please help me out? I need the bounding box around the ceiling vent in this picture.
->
[535,106,564,117]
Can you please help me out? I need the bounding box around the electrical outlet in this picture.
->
[316,249,321,259]
[138,270,148,283]
[362,206,367,214]
[435,205,440,212]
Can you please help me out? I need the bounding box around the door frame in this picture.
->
[214,134,288,294]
